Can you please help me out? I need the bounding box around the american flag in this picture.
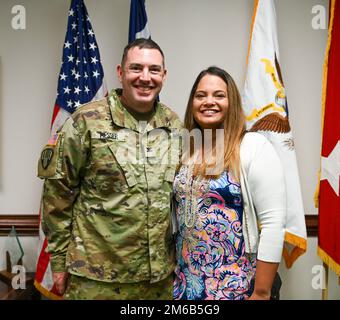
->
[34,0,107,299]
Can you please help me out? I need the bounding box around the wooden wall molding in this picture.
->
[0,215,39,236]
[305,214,318,238]
[0,214,318,237]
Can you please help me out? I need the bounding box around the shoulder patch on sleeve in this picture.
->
[41,147,54,169]
[38,133,64,179]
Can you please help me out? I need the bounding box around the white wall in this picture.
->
[1,0,338,299]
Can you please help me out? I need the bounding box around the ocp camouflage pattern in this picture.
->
[38,89,183,284]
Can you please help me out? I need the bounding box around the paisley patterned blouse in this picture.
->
[173,166,256,300]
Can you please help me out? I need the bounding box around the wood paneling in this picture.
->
[0,214,318,237]
[305,214,318,238]
[0,215,39,236]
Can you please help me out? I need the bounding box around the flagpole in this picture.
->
[322,262,329,300]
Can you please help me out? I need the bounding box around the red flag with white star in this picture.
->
[317,0,340,277]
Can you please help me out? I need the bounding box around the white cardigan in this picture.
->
[240,132,287,263]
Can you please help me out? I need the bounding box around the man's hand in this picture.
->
[53,272,69,296]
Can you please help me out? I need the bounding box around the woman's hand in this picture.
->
[247,260,279,300]
[247,290,271,300]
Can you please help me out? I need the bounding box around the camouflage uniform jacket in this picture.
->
[38,89,182,283]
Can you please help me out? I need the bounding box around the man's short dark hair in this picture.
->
[121,38,165,67]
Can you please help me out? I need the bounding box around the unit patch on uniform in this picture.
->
[41,148,54,169]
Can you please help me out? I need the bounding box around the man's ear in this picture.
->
[162,69,167,83]
[116,64,123,83]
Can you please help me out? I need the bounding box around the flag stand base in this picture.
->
[0,270,16,286]
[0,251,26,286]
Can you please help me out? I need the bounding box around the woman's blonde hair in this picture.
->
[183,66,246,180]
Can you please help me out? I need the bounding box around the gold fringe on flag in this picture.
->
[318,246,340,277]
[283,232,308,268]
[34,280,63,300]
[245,0,259,68]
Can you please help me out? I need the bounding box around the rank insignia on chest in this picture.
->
[41,148,54,169]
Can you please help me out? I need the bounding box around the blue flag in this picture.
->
[129,0,151,43]
[128,0,159,101]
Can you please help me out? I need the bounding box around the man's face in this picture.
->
[117,47,167,113]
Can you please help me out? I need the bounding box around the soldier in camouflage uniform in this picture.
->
[38,38,182,299]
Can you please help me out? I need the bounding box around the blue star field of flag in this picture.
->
[56,0,104,114]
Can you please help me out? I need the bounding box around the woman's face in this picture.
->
[192,74,229,129]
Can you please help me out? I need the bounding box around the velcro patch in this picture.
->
[38,134,63,179]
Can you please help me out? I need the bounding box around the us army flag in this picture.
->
[242,0,307,267]
[317,0,340,276]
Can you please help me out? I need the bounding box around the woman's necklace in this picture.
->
[183,164,210,229]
